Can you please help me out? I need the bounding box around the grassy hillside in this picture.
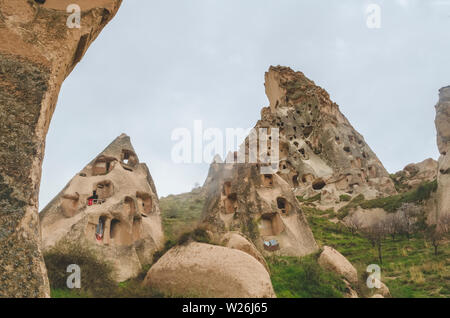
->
[159,187,205,241]
[303,206,450,298]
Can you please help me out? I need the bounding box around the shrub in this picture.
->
[44,241,116,297]
[339,194,352,202]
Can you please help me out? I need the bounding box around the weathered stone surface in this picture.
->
[202,157,318,257]
[435,86,450,217]
[144,242,276,298]
[391,158,438,192]
[318,246,358,284]
[221,231,269,271]
[40,134,164,282]
[0,0,122,297]
[262,66,397,202]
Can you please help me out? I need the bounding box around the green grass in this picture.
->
[304,207,450,298]
[159,187,205,241]
[339,194,352,202]
[267,255,348,298]
[297,193,321,203]
[45,241,162,298]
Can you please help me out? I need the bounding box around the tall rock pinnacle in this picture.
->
[0,0,122,297]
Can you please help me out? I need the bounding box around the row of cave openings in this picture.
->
[90,149,138,177]
[221,180,291,217]
[94,214,141,246]
[93,193,153,245]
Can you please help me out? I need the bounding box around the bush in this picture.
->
[44,241,116,297]
[339,194,352,202]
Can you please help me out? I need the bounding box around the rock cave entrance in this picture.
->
[121,149,137,167]
[292,174,299,187]
[124,196,136,216]
[136,192,152,216]
[312,178,326,190]
[276,197,290,214]
[224,192,237,214]
[262,174,274,187]
[260,213,284,236]
[92,156,115,176]
[132,217,142,241]
[96,216,107,242]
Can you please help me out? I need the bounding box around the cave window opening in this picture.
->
[96,216,107,242]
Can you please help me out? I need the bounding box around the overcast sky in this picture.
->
[39,0,450,209]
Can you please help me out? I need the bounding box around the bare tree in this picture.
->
[346,216,364,237]
[397,203,422,240]
[426,214,450,256]
[362,221,387,264]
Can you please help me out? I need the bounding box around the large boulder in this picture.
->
[144,242,276,298]
[0,0,122,297]
[318,246,358,284]
[221,232,269,271]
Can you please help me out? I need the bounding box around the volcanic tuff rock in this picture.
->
[144,242,276,298]
[0,0,122,297]
[435,86,450,216]
[261,66,396,202]
[201,158,318,257]
[201,66,399,257]
[40,134,164,282]
[391,158,438,192]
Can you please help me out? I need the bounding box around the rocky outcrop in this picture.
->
[391,158,438,192]
[435,86,450,217]
[40,134,164,282]
[144,242,276,298]
[318,246,358,284]
[0,0,122,297]
[201,157,318,257]
[262,66,397,202]
[221,232,269,271]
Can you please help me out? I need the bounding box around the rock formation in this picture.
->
[391,158,438,192]
[202,158,318,257]
[0,0,122,297]
[435,86,450,217]
[40,134,163,282]
[201,66,399,257]
[261,66,397,202]
[144,242,276,298]
[318,246,358,284]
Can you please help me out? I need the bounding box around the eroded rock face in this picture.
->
[40,134,164,282]
[144,242,276,298]
[435,86,450,217]
[391,158,438,192]
[0,0,122,297]
[202,158,318,257]
[261,66,396,202]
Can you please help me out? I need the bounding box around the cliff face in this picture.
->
[40,134,164,282]
[260,66,396,203]
[435,86,450,217]
[0,0,122,297]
